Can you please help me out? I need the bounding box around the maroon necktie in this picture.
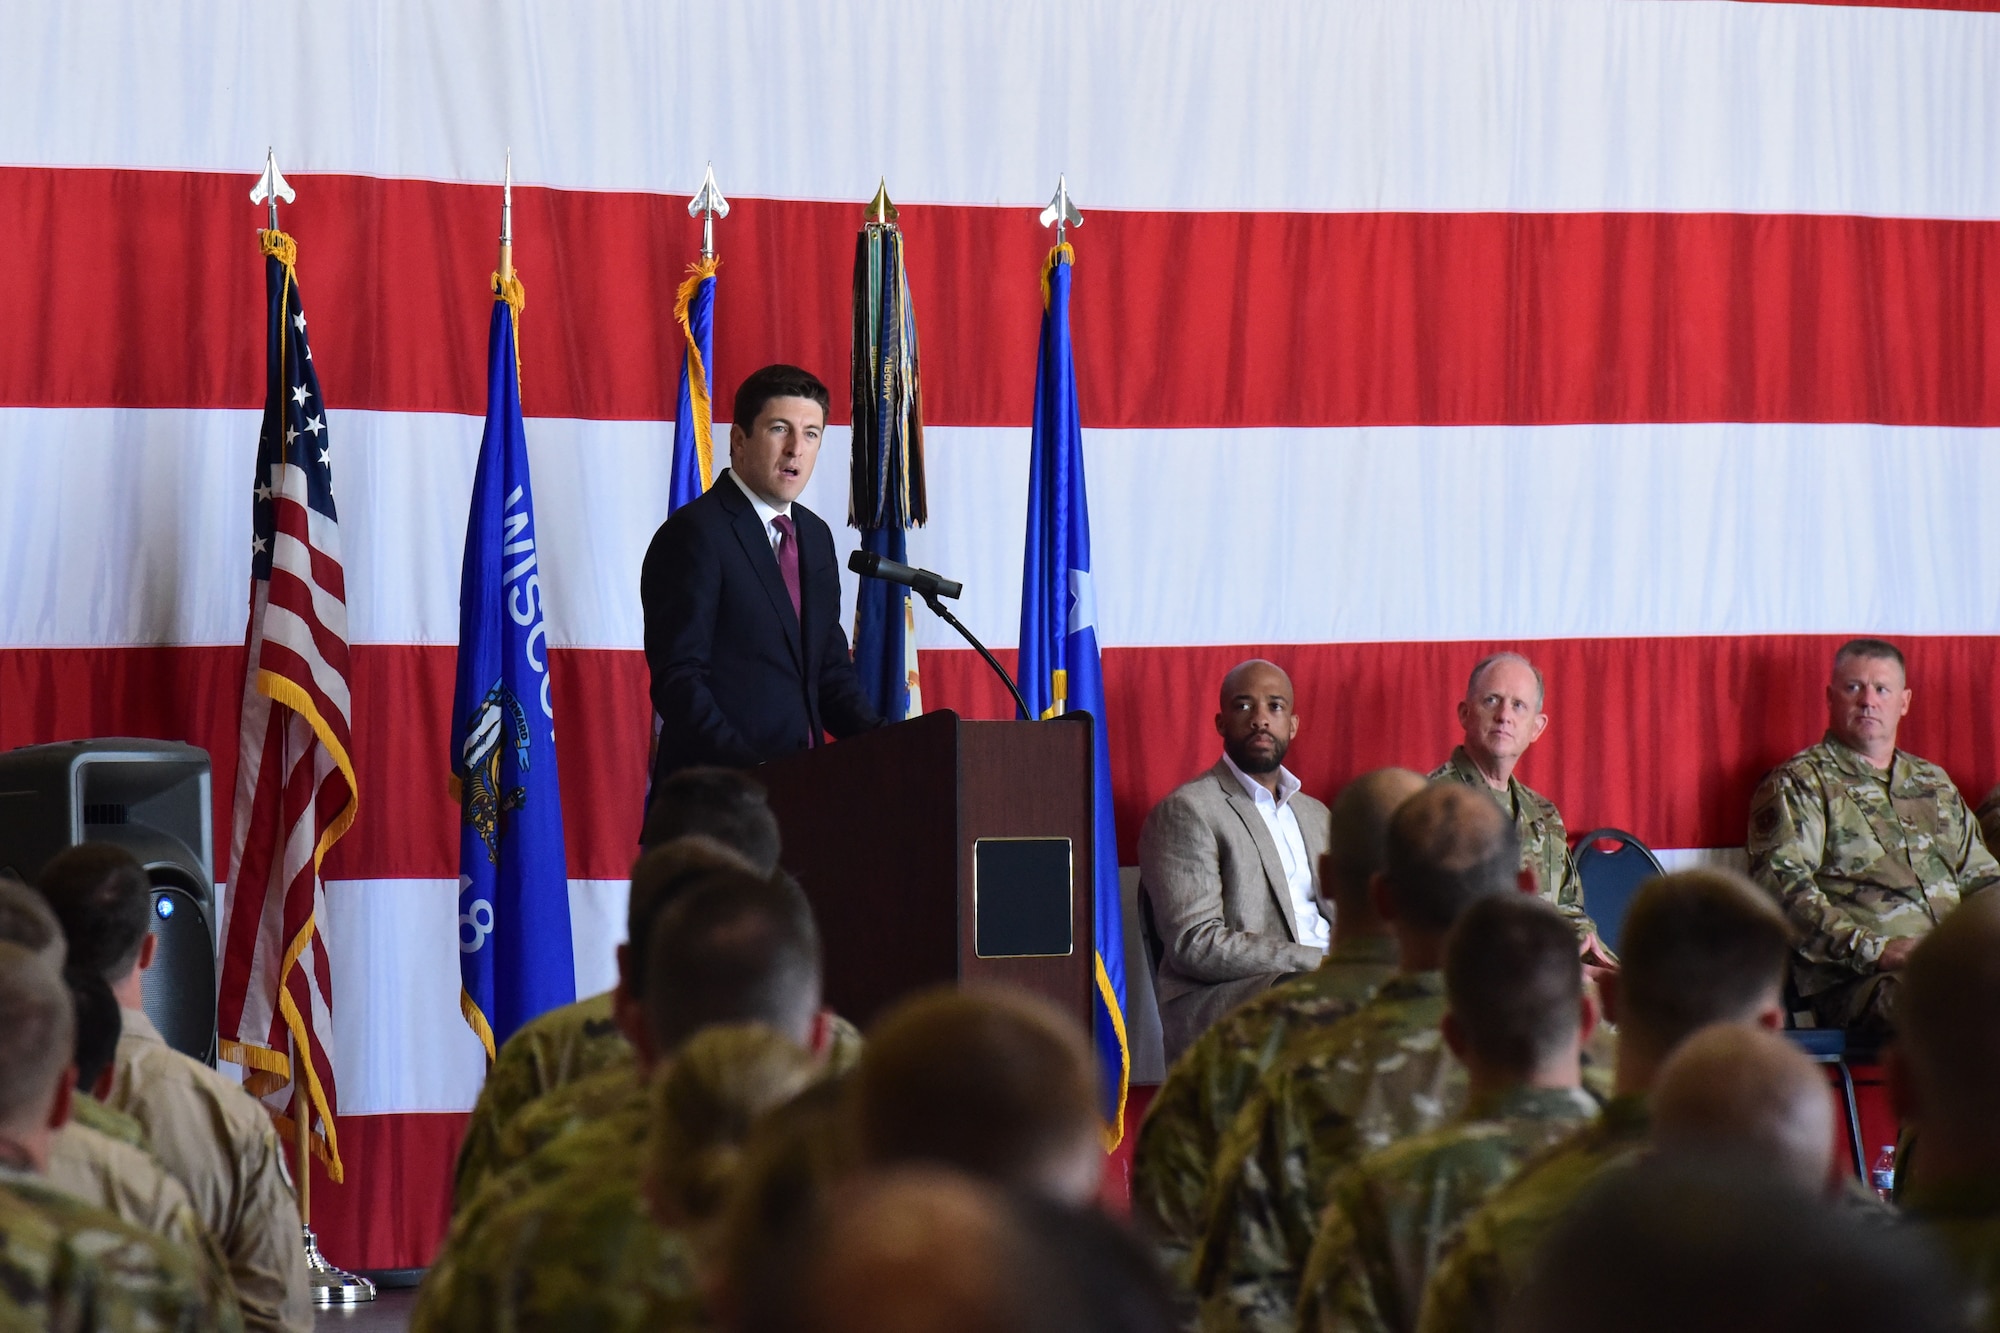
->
[771,514,801,620]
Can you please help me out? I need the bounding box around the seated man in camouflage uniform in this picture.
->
[1888,889,2000,1322]
[1417,870,1791,1333]
[1192,783,1525,1333]
[1748,638,1999,1036]
[1297,894,1600,1333]
[1133,767,1423,1286]
[452,767,785,1204]
[0,939,242,1332]
[1431,652,1609,960]
[414,869,828,1333]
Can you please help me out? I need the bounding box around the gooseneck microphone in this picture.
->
[847,550,964,601]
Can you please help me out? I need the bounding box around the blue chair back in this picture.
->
[1571,828,1666,954]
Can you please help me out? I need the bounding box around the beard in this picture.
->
[1227,732,1289,775]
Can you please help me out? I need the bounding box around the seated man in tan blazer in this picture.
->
[1141,659,1331,1063]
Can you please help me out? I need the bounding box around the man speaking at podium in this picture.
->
[641,364,882,792]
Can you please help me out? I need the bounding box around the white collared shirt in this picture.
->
[727,467,795,551]
[1221,751,1328,949]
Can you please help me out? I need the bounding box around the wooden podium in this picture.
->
[757,710,1095,1031]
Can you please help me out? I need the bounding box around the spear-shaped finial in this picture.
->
[1039,174,1082,247]
[250,147,295,231]
[689,162,730,261]
[497,150,515,284]
[865,178,898,227]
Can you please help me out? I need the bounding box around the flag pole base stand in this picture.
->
[302,1227,376,1306]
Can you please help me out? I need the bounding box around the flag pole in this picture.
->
[293,1039,374,1304]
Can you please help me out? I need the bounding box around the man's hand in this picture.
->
[1878,937,1920,972]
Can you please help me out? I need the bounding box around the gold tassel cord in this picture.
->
[674,256,721,490]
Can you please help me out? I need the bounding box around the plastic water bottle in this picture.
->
[1870,1144,1897,1203]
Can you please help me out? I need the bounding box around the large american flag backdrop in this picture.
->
[3,0,1998,1267]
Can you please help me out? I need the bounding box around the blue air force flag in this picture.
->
[450,292,576,1057]
[1017,244,1130,1142]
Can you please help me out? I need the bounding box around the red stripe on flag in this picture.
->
[4,166,2000,428]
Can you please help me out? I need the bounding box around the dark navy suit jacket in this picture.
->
[640,470,882,791]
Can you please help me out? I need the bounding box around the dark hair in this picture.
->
[639,767,782,872]
[644,869,823,1053]
[69,966,122,1093]
[1831,638,1906,677]
[1444,894,1582,1074]
[0,876,65,968]
[1011,1194,1179,1333]
[1384,784,1521,933]
[1617,870,1792,1049]
[734,364,831,432]
[623,835,759,999]
[36,844,152,981]
[852,988,1099,1192]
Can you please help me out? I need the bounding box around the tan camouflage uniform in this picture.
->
[105,1009,309,1333]
[1133,935,1397,1284]
[1748,735,2000,1032]
[1192,971,1465,1333]
[1295,1085,1599,1333]
[1430,750,1598,942]
[67,1097,147,1152]
[1415,1094,1650,1333]
[1904,1178,2000,1332]
[0,1164,244,1333]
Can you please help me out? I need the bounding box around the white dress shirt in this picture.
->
[1221,751,1328,950]
[727,466,794,551]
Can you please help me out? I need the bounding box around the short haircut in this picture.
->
[0,876,66,969]
[644,869,823,1053]
[1616,870,1792,1050]
[1323,769,1427,905]
[1831,638,1906,679]
[851,987,1099,1192]
[639,767,782,872]
[1651,1023,1834,1195]
[36,844,152,982]
[647,1022,819,1228]
[1896,890,2000,1126]
[1466,652,1546,709]
[0,941,75,1129]
[623,836,760,1000]
[69,966,123,1094]
[1383,783,1521,933]
[1444,894,1582,1075]
[733,364,830,432]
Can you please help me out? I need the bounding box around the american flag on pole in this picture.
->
[217,225,356,1182]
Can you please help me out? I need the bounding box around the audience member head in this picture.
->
[1504,1155,1965,1333]
[1213,659,1299,779]
[0,941,77,1170]
[1442,894,1588,1085]
[0,876,65,970]
[1319,768,1426,926]
[796,1168,1087,1333]
[730,364,829,505]
[641,868,822,1063]
[645,1021,819,1231]
[1651,1023,1836,1195]
[34,844,153,989]
[638,767,782,872]
[1456,652,1548,774]
[1374,783,1521,960]
[1888,890,2000,1181]
[1826,638,1910,762]
[1601,870,1790,1083]
[68,967,123,1098]
[1010,1192,1179,1333]
[718,1077,859,1333]
[851,987,1102,1206]
[620,836,761,1001]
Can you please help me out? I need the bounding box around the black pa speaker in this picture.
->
[0,739,218,1064]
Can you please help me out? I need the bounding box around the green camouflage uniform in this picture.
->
[1133,934,1398,1283]
[1748,735,2000,1032]
[0,1166,243,1333]
[1905,1177,2000,1332]
[1193,971,1465,1333]
[67,1097,148,1152]
[1415,1094,1650,1333]
[1430,750,1598,943]
[1295,1085,1600,1333]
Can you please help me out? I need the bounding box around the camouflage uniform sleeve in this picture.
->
[1747,765,1886,974]
[1414,1217,1505,1333]
[1192,1072,1321,1333]
[227,1113,312,1333]
[1296,1177,1396,1333]
[1539,806,1595,937]
[1942,780,2000,898]
[452,1036,548,1212]
[1130,1053,1210,1283]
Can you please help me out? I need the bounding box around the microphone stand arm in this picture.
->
[918,589,1035,721]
